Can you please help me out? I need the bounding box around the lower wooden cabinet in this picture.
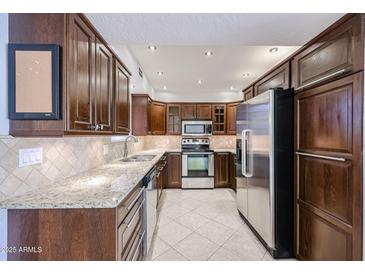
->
[229,153,237,192]
[214,152,230,188]
[295,72,362,260]
[166,153,182,188]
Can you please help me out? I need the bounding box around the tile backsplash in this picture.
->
[0,136,143,199]
[0,134,235,200]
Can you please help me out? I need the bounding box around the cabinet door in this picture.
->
[67,14,95,131]
[95,38,113,133]
[196,104,212,120]
[254,62,290,96]
[166,104,181,134]
[226,103,239,135]
[212,104,226,134]
[132,95,149,136]
[214,152,229,188]
[150,102,166,135]
[114,60,130,134]
[295,72,362,260]
[229,153,237,192]
[167,153,181,188]
[292,15,363,92]
[181,104,196,120]
[243,86,254,101]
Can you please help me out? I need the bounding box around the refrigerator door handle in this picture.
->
[241,129,252,177]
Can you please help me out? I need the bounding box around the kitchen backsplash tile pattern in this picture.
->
[0,136,144,199]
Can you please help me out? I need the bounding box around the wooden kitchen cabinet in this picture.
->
[114,60,130,134]
[67,14,96,132]
[254,62,290,96]
[95,38,113,133]
[226,102,239,135]
[242,86,254,101]
[166,104,181,134]
[181,104,197,120]
[212,104,226,134]
[295,72,363,260]
[166,153,182,188]
[214,152,230,188]
[157,154,168,202]
[292,14,363,92]
[196,104,212,120]
[229,153,237,192]
[150,101,166,135]
[132,94,150,136]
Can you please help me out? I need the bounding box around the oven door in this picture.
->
[182,152,214,177]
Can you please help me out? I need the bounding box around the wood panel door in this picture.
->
[292,15,363,92]
[229,153,237,192]
[150,101,166,135]
[114,60,130,134]
[167,153,181,188]
[95,38,113,133]
[243,86,254,101]
[226,102,239,134]
[67,14,95,132]
[181,104,196,120]
[132,95,149,136]
[214,152,230,188]
[196,104,212,120]
[166,104,181,134]
[254,62,290,96]
[295,72,362,260]
[212,104,226,134]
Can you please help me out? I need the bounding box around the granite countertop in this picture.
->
[0,149,169,210]
[213,148,236,154]
[0,147,235,210]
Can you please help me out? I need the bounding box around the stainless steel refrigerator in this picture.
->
[236,88,294,258]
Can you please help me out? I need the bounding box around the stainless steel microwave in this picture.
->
[182,121,212,136]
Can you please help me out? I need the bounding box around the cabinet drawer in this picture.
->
[117,185,144,225]
[292,15,363,91]
[118,197,144,260]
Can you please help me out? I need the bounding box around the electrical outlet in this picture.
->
[103,145,109,155]
[19,148,43,167]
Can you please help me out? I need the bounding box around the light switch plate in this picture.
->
[19,147,43,167]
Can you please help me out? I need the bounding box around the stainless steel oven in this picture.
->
[182,151,214,188]
[182,121,212,136]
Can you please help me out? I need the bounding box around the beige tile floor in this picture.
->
[146,188,278,261]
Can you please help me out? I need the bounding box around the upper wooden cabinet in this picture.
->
[181,104,196,120]
[254,62,290,96]
[150,101,166,135]
[242,86,254,102]
[95,38,113,133]
[226,102,239,135]
[196,104,212,120]
[67,14,95,132]
[114,60,130,134]
[166,104,181,135]
[292,15,363,92]
[212,104,226,134]
[132,94,150,136]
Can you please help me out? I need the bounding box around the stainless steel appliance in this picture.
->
[142,167,157,255]
[182,120,212,136]
[236,88,294,258]
[181,138,214,188]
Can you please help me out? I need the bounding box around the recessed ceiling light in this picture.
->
[269,47,278,53]
[157,71,164,76]
[148,45,157,51]
[230,86,234,90]
[242,73,250,78]
[205,51,213,57]
[163,85,167,90]
[197,79,202,84]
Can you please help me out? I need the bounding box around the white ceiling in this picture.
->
[86,13,344,101]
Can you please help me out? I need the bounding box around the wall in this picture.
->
[0,136,143,200]
[0,13,9,135]
[153,90,242,103]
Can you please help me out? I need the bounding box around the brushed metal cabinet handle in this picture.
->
[296,152,346,162]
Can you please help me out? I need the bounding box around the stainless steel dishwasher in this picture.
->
[142,167,157,256]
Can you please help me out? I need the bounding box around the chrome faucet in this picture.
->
[123,134,139,158]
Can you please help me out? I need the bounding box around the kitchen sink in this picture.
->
[120,154,157,162]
